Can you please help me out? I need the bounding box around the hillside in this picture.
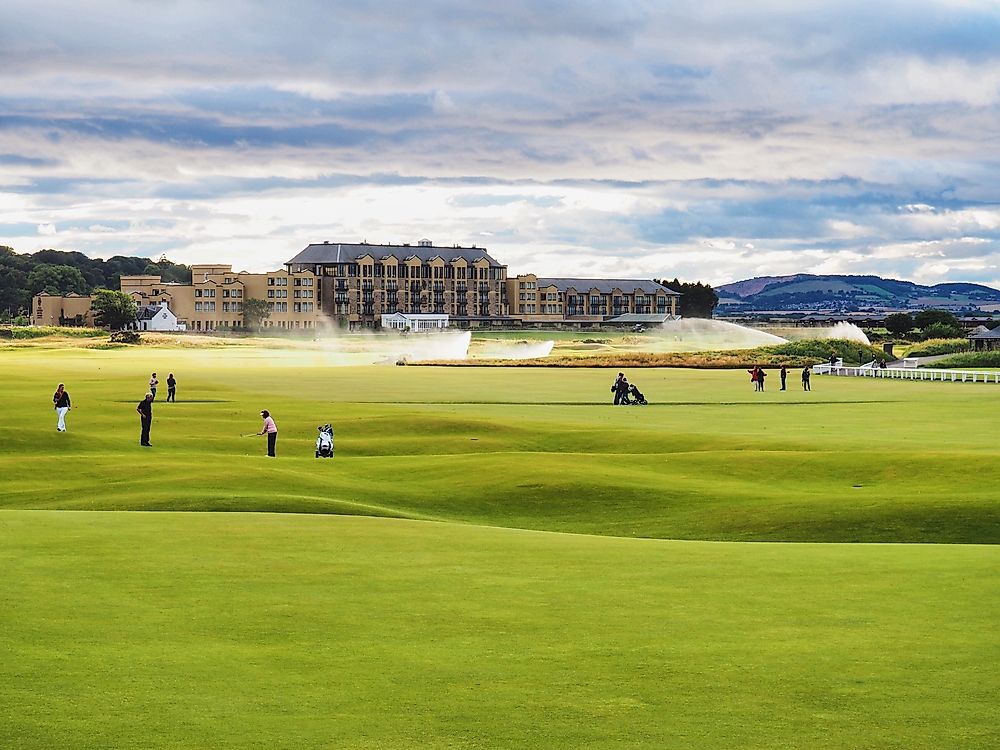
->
[716,273,1000,312]
[0,246,190,319]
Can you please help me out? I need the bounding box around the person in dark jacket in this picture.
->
[779,365,787,391]
[613,372,629,405]
[166,373,176,402]
[53,383,71,431]
[802,366,812,391]
[137,392,153,446]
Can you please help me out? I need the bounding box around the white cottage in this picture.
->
[136,302,186,332]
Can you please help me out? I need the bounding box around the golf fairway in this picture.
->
[1,343,997,749]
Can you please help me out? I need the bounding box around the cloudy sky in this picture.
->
[2,1,999,286]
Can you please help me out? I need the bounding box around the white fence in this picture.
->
[813,361,1000,384]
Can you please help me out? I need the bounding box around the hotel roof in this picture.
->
[287,242,502,266]
[536,278,680,295]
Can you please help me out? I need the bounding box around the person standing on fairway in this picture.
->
[258,410,278,457]
[779,365,787,391]
[137,392,153,446]
[613,372,627,405]
[149,373,159,400]
[802,366,811,391]
[53,383,71,432]
[166,373,176,402]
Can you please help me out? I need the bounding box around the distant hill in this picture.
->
[716,274,1000,313]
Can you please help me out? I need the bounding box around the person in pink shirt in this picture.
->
[258,410,278,457]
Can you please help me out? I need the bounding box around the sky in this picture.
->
[1,0,1000,286]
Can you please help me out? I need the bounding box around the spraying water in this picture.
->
[820,322,871,345]
[393,331,472,362]
[657,319,787,351]
[477,340,555,360]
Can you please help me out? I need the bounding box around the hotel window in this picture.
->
[268,278,275,286]
[195,302,203,311]
[267,290,275,298]
[195,289,202,298]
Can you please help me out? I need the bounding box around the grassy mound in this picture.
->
[926,350,1000,368]
[905,338,970,357]
[0,325,106,340]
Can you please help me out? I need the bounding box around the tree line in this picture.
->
[655,278,719,318]
[0,246,191,319]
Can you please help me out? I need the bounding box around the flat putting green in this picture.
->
[0,343,997,749]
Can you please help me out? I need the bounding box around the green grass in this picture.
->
[1,344,998,748]
[904,338,970,357]
[929,350,1000,368]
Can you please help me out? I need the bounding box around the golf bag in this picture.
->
[315,424,335,458]
[627,384,647,405]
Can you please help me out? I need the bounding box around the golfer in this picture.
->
[137,392,153,446]
[166,373,176,402]
[258,410,278,457]
[53,383,71,432]
[149,373,159,400]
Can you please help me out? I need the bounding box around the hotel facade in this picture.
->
[33,240,681,330]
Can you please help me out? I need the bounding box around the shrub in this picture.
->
[905,339,969,357]
[926,351,1000,368]
[920,322,964,340]
[109,330,142,344]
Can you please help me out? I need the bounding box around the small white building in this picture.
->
[136,302,186,332]
[380,312,450,331]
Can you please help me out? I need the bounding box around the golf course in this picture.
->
[2,337,998,749]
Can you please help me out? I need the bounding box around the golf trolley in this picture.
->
[315,424,335,458]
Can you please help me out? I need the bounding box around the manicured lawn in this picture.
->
[1,346,997,543]
[1,511,997,750]
[1,343,998,748]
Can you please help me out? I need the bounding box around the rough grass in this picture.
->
[0,325,107,339]
[427,338,893,368]
[904,338,970,357]
[929,350,1000,368]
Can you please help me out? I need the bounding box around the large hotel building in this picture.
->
[33,239,680,330]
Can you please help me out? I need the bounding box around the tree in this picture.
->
[27,264,88,296]
[90,289,138,330]
[242,298,271,331]
[920,322,963,340]
[883,312,914,336]
[913,309,960,330]
[658,278,719,318]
